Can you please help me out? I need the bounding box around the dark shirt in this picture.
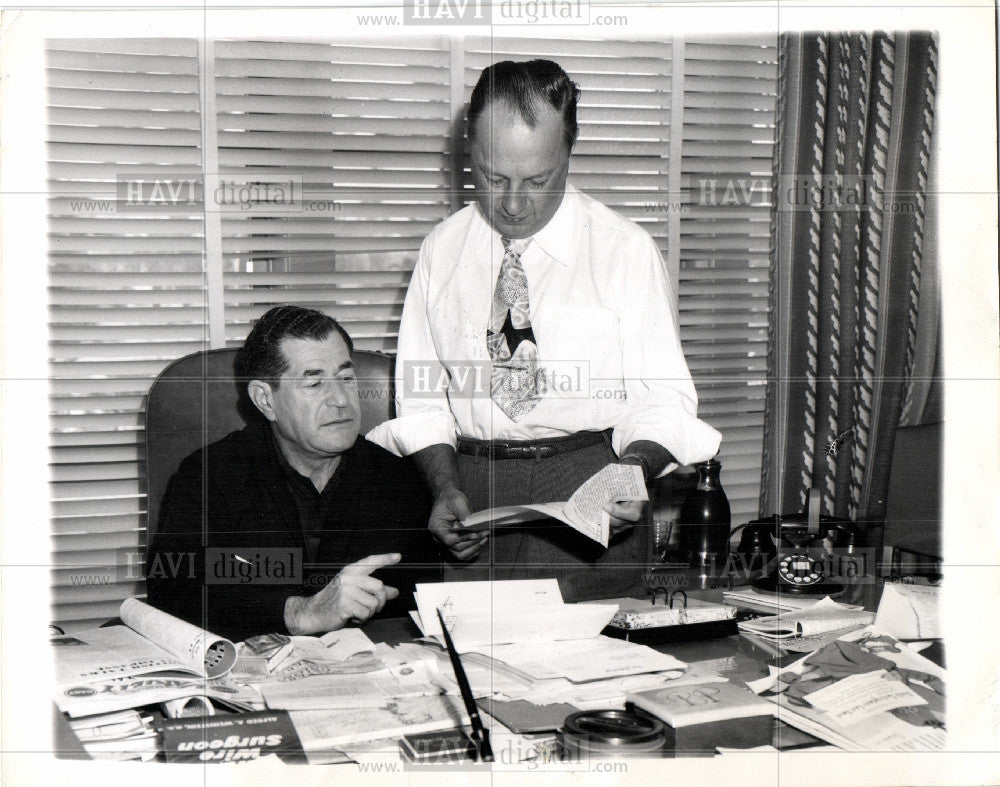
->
[271,431,343,564]
[146,420,439,642]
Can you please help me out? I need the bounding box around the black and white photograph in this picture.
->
[0,2,997,785]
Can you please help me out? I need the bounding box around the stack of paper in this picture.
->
[738,597,875,652]
[68,710,158,761]
[747,627,946,751]
[408,579,732,712]
[724,588,863,615]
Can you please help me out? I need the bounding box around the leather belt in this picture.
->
[457,430,610,461]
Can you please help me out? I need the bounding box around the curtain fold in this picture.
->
[760,32,938,528]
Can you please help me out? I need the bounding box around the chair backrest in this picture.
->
[144,347,395,541]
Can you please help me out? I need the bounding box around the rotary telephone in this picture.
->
[735,489,866,594]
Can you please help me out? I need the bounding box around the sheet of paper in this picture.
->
[420,603,617,651]
[414,579,563,639]
[462,503,568,530]
[52,626,191,687]
[259,670,439,710]
[472,636,686,683]
[725,588,864,613]
[803,670,927,726]
[289,695,468,749]
[874,582,942,639]
[284,628,377,662]
[858,713,948,751]
[563,463,647,547]
[777,624,874,653]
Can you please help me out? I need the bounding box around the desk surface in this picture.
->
[59,584,894,761]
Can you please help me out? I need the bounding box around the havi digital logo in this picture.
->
[404,0,490,24]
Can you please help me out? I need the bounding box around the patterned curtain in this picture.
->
[759,32,938,528]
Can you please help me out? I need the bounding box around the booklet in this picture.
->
[53,598,238,717]
[461,463,647,547]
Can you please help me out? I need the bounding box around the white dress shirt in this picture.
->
[365,185,722,469]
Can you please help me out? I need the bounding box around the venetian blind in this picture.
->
[214,38,454,352]
[675,37,776,524]
[47,38,206,629]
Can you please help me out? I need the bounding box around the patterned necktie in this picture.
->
[486,236,541,420]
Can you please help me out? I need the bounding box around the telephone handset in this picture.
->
[735,489,866,594]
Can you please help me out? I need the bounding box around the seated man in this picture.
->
[147,305,440,642]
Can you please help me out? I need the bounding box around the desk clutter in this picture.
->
[52,579,945,764]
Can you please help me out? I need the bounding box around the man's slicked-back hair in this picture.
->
[235,305,353,388]
[467,59,580,150]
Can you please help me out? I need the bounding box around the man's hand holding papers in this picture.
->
[461,465,647,548]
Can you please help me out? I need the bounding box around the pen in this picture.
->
[435,608,493,763]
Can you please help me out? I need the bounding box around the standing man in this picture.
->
[367,60,720,601]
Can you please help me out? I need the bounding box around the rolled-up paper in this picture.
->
[162,695,216,718]
[120,598,236,679]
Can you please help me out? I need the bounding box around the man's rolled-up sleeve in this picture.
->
[612,235,722,471]
[365,235,459,456]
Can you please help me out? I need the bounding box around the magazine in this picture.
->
[53,598,238,717]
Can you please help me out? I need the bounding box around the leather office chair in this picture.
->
[144,347,395,543]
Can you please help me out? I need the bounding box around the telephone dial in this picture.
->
[734,490,866,594]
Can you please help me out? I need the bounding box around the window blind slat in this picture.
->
[52,513,144,536]
[216,93,448,119]
[464,37,671,60]
[48,38,198,56]
[214,39,446,65]
[216,58,449,84]
[215,76,449,101]
[47,49,200,74]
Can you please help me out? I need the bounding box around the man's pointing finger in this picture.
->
[340,552,402,576]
